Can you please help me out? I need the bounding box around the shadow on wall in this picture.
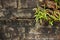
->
[0,19,35,40]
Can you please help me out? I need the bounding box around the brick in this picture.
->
[18,0,38,9]
[0,8,17,19]
[2,0,17,8]
[14,9,34,18]
[6,19,35,27]
[0,19,35,31]
[0,8,34,19]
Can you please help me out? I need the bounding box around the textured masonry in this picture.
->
[0,0,60,40]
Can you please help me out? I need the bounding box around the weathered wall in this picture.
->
[0,0,60,40]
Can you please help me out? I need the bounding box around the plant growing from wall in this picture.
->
[34,1,60,26]
[34,5,48,25]
[34,4,54,26]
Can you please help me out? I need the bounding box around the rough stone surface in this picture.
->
[0,0,60,40]
[1,0,17,8]
[0,19,35,40]
[18,0,38,9]
[17,9,34,18]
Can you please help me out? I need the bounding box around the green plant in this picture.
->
[47,10,60,25]
[34,5,48,24]
[34,4,60,26]
[33,0,60,34]
[34,4,54,25]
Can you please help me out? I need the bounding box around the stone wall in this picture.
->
[0,0,60,40]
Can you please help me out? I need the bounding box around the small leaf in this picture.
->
[49,20,53,26]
